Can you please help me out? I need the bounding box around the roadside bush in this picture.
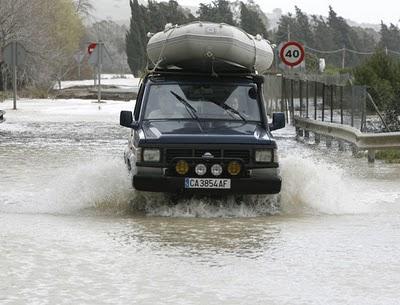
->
[20,87,50,99]
[353,50,400,131]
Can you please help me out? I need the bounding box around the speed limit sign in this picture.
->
[280,41,305,67]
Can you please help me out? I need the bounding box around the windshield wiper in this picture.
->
[169,91,199,120]
[219,103,247,122]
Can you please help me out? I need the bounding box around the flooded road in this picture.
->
[1,99,400,304]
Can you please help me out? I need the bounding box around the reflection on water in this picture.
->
[108,217,281,261]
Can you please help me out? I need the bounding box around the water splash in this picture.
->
[279,156,375,215]
[1,154,397,217]
[0,157,134,215]
[131,194,280,218]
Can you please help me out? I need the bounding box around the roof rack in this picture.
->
[146,56,258,76]
[148,69,256,78]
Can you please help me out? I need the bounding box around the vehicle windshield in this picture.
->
[144,83,261,121]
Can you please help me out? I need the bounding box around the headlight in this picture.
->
[195,164,207,176]
[211,164,223,176]
[255,149,273,163]
[143,149,160,162]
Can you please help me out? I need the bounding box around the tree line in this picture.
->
[126,0,400,75]
[126,0,270,76]
[275,6,400,69]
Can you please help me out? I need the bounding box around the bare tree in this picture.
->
[0,0,85,89]
[73,0,94,17]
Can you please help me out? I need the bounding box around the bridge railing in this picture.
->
[263,74,375,132]
[294,116,400,162]
[263,74,400,162]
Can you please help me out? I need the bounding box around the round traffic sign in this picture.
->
[280,41,305,67]
[87,43,97,55]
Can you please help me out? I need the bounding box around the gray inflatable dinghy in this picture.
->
[147,22,274,73]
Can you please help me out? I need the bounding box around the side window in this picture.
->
[134,83,145,121]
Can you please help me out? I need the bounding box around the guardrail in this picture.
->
[294,116,400,162]
[0,110,5,123]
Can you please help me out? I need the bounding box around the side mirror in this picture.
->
[120,111,139,129]
[269,112,285,131]
[248,87,258,99]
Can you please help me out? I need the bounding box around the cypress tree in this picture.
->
[240,2,267,37]
[198,0,237,26]
[126,0,147,76]
[379,23,400,52]
[294,7,313,46]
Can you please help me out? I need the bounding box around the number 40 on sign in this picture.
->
[279,41,305,68]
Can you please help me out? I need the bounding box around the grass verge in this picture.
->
[376,150,400,163]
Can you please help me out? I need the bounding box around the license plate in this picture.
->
[184,178,231,189]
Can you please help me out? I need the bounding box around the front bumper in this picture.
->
[132,169,282,195]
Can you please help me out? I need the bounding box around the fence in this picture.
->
[263,74,368,131]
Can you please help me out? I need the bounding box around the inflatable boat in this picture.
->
[147,22,274,74]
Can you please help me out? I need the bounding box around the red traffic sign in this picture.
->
[87,43,97,55]
[280,41,305,67]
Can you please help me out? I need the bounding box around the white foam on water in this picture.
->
[279,155,391,215]
[0,157,134,215]
[136,194,280,218]
[2,154,397,217]
[0,154,281,217]
[2,120,399,218]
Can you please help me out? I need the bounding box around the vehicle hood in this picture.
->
[140,120,273,145]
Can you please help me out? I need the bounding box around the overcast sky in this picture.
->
[94,0,400,25]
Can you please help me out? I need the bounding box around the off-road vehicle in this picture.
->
[120,69,285,194]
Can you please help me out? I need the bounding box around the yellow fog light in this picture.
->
[176,160,189,175]
[227,161,241,176]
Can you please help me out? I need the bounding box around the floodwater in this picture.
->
[1,99,400,305]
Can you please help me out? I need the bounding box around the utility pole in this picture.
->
[287,24,291,41]
[12,42,17,110]
[342,46,346,69]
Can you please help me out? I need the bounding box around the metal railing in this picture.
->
[294,116,400,162]
[263,73,399,162]
[263,74,383,132]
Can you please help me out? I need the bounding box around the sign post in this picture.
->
[87,42,98,86]
[3,41,26,110]
[88,42,111,103]
[97,43,102,104]
[279,41,305,69]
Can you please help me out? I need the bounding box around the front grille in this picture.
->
[194,149,222,158]
[223,150,250,163]
[165,148,251,164]
[166,149,193,163]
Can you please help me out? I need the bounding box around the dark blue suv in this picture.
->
[120,70,285,194]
